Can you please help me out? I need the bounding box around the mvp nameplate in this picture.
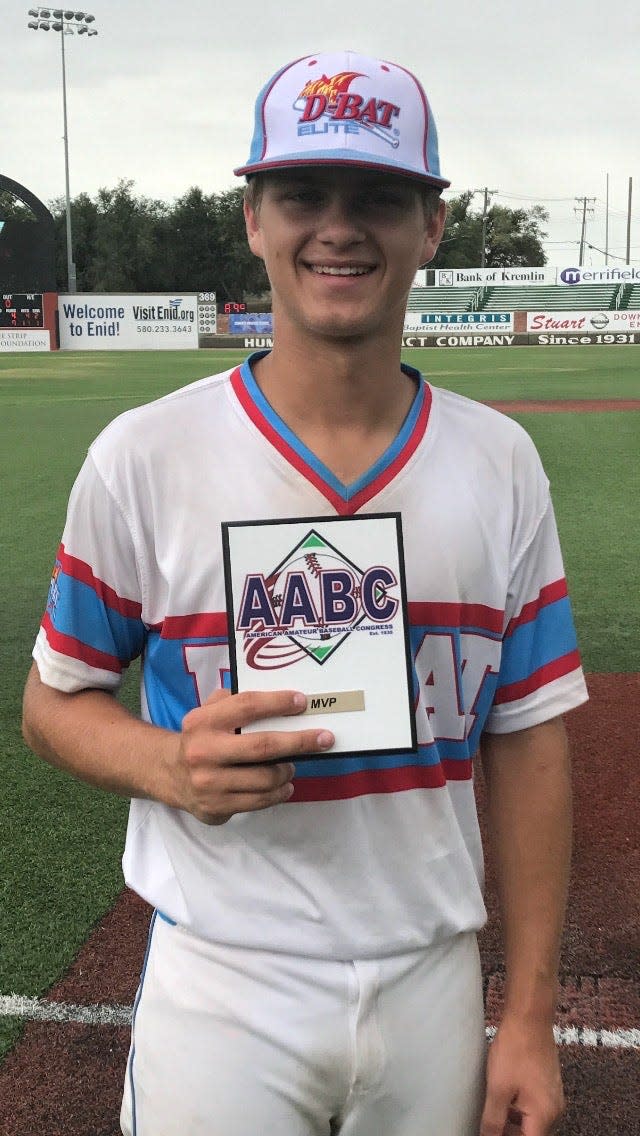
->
[222,513,417,758]
[304,690,366,715]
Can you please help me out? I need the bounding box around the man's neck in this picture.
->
[251,334,415,432]
[249,334,420,485]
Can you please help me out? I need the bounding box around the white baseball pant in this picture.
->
[121,913,486,1136]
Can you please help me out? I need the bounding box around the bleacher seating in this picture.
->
[405,287,477,312]
[405,280,640,317]
[479,284,618,311]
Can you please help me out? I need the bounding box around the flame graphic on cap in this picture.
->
[298,71,365,101]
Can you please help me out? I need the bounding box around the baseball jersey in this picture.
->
[33,353,588,959]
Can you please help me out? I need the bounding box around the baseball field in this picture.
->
[0,344,638,1134]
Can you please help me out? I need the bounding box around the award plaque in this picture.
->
[222,513,417,757]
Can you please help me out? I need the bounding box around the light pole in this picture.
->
[27,7,99,293]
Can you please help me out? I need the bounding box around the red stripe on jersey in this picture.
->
[504,579,568,637]
[290,757,472,802]
[57,544,142,620]
[342,385,432,515]
[409,600,504,635]
[493,649,581,705]
[153,612,229,639]
[41,611,123,674]
[230,368,432,516]
[230,367,346,512]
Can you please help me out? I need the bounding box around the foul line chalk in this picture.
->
[486,1024,640,1050]
[0,994,131,1027]
[1,995,640,1048]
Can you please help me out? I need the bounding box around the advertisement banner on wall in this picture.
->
[527,310,640,332]
[0,329,51,351]
[58,294,199,350]
[404,312,514,333]
[402,333,523,348]
[435,267,557,288]
[557,265,640,285]
[229,313,273,334]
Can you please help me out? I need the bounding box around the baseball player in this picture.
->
[22,50,587,1136]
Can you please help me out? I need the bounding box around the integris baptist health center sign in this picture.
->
[58,294,199,350]
[404,312,514,333]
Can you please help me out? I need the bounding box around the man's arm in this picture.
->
[479,716,572,1136]
[22,662,333,825]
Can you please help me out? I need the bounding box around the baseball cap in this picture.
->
[234,50,450,189]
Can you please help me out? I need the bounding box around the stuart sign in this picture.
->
[528,310,640,332]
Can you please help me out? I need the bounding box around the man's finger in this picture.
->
[195,688,308,730]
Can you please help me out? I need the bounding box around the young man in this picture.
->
[23,51,587,1136]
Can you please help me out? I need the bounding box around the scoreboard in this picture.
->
[1,293,44,328]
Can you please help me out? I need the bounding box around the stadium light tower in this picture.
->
[27,8,99,293]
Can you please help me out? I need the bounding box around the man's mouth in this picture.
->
[308,265,374,276]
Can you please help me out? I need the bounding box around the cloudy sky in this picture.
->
[3,0,638,265]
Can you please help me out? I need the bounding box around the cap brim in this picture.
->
[233,155,450,190]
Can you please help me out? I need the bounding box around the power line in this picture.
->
[585,243,630,262]
[494,191,576,203]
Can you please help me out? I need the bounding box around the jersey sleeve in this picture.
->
[33,450,147,694]
[485,470,588,734]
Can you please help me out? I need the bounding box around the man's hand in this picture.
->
[22,665,333,821]
[480,1018,564,1135]
[172,688,334,824]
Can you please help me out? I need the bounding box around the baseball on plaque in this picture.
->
[222,513,417,757]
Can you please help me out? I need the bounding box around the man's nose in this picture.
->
[316,196,366,244]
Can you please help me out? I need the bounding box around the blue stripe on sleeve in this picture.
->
[52,571,145,661]
[498,597,579,687]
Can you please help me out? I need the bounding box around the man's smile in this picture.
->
[306,264,375,277]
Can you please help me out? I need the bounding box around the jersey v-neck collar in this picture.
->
[230,351,432,516]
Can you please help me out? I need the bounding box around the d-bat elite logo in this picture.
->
[236,528,400,670]
[294,70,401,148]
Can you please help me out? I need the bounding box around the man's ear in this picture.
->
[419,198,447,266]
[244,199,264,260]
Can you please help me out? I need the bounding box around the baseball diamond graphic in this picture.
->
[243,527,397,667]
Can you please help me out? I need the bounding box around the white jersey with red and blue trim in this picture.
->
[33,354,588,958]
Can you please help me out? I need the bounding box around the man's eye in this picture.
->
[363,190,404,208]
[285,189,322,205]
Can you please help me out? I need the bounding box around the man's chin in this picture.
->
[302,314,384,344]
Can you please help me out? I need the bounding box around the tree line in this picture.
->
[1,182,549,299]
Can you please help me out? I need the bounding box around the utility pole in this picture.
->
[605,174,609,265]
[472,188,497,269]
[626,177,633,265]
[574,197,595,265]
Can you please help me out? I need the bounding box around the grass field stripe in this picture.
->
[0,994,132,1027]
[486,1025,640,1049]
[2,996,639,1047]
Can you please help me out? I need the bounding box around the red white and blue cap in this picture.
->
[234,50,450,189]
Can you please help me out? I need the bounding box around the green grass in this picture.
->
[0,344,639,1061]
[410,343,640,400]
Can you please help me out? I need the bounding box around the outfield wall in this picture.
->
[208,331,639,350]
[3,288,640,352]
